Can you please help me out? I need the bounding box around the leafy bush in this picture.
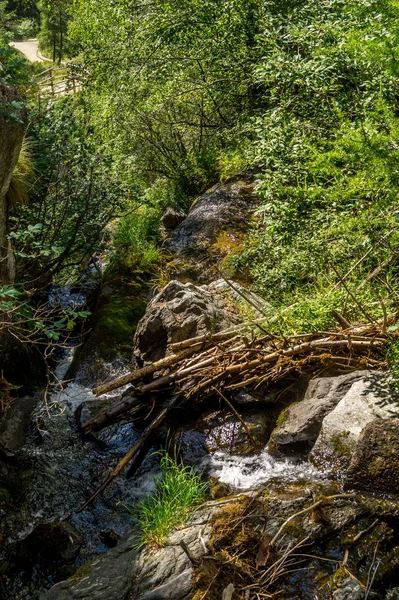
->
[135,443,208,548]
[113,206,162,272]
[12,18,38,40]
[9,97,128,286]
[219,0,399,331]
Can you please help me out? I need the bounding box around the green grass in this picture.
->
[135,443,208,549]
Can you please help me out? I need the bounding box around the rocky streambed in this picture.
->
[2,180,399,600]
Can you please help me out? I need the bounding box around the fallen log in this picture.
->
[82,395,145,433]
[86,325,386,434]
[93,346,199,396]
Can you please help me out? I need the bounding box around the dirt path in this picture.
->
[9,38,44,63]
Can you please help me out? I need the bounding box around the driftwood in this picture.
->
[93,346,198,396]
[84,323,387,435]
[77,318,390,508]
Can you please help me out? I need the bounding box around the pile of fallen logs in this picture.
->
[77,315,391,510]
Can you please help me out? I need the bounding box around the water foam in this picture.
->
[202,449,322,490]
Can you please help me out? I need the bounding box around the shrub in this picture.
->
[113,206,162,272]
[135,443,208,548]
[12,18,38,40]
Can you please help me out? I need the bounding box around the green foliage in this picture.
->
[6,0,39,20]
[0,284,90,343]
[11,18,38,40]
[71,0,266,206]
[113,206,162,272]
[220,0,399,331]
[135,443,208,548]
[9,97,128,285]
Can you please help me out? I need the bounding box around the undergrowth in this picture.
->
[135,443,208,549]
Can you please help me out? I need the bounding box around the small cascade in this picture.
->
[1,278,324,599]
[201,449,322,490]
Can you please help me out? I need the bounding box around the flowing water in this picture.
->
[2,283,324,599]
[202,449,322,490]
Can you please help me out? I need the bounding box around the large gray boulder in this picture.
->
[43,504,219,600]
[311,373,399,470]
[270,372,367,453]
[134,279,241,363]
[165,177,258,283]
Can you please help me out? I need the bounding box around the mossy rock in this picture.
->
[346,419,399,493]
[69,260,148,383]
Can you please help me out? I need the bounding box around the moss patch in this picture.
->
[193,497,266,600]
[275,401,299,429]
[331,431,351,459]
[70,260,148,377]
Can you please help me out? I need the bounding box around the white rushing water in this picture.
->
[202,448,322,490]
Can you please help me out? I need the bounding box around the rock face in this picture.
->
[134,279,240,363]
[311,373,399,469]
[346,418,399,493]
[44,504,218,600]
[270,372,367,453]
[18,521,83,568]
[43,528,140,600]
[165,177,257,282]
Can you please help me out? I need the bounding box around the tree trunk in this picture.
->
[0,82,26,286]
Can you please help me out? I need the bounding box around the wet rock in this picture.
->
[70,261,147,386]
[0,395,38,457]
[160,206,186,230]
[177,408,275,461]
[332,577,365,600]
[44,506,218,600]
[311,373,399,470]
[43,528,140,600]
[166,177,258,283]
[19,521,83,568]
[99,529,121,548]
[270,371,367,454]
[346,418,399,493]
[232,389,274,405]
[134,280,240,363]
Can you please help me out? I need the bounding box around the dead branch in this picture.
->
[269,494,355,549]
[331,310,351,329]
[213,387,258,451]
[93,346,199,396]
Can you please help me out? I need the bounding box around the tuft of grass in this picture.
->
[135,443,208,549]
